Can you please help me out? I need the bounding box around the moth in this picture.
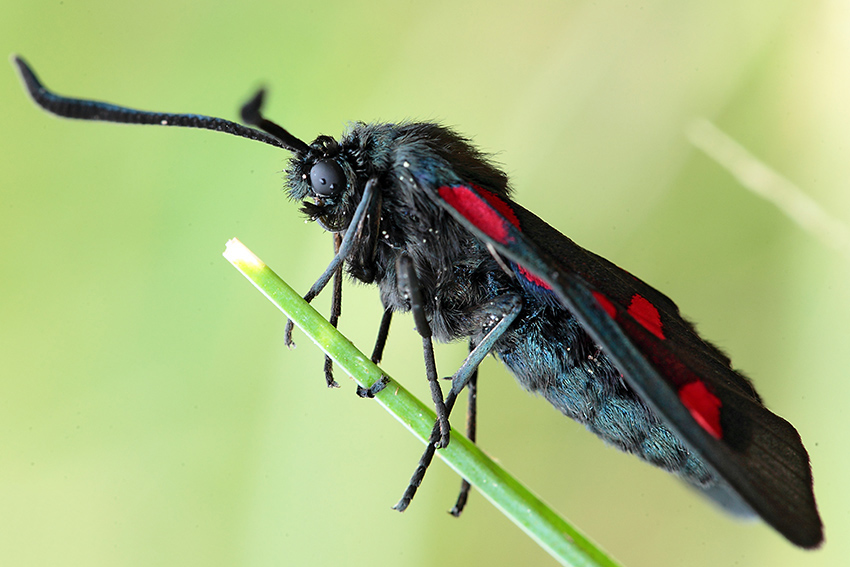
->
[13,55,823,548]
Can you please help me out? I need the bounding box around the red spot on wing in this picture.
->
[439,185,513,243]
[592,291,617,318]
[439,184,551,290]
[628,294,665,340]
[516,264,553,290]
[593,292,721,440]
[477,186,520,227]
[678,381,723,439]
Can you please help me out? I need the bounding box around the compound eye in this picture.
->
[309,159,345,197]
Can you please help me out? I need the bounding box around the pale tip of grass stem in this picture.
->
[223,238,266,271]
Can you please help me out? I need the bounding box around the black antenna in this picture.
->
[239,88,309,153]
[12,55,309,154]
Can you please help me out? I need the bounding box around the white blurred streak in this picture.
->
[688,118,850,261]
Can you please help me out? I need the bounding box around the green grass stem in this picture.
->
[223,238,621,567]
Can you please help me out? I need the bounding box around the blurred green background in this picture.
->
[2,1,848,566]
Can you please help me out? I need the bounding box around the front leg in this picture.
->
[284,177,378,351]
[322,233,344,388]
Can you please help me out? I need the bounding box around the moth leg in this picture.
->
[321,233,344,388]
[370,306,393,364]
[284,177,378,349]
[393,293,522,512]
[397,255,451,449]
[356,376,390,399]
[450,351,477,517]
[353,307,394,399]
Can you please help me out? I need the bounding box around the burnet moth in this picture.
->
[13,55,823,548]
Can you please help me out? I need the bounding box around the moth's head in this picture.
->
[285,135,347,201]
[286,137,360,232]
[241,90,357,231]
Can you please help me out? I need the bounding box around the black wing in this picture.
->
[429,181,822,548]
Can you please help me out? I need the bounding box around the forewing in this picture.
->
[429,182,822,548]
